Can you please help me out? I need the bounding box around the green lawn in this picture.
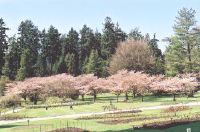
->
[7,92,200,118]
[1,92,200,131]
[1,106,200,132]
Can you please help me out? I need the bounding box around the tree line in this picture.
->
[0,16,163,81]
[0,7,199,82]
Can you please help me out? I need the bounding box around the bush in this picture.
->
[69,92,79,100]
[0,94,21,109]
[0,76,10,96]
[45,97,63,105]
[162,106,190,113]
[0,114,26,120]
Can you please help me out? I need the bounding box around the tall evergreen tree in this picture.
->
[165,8,200,76]
[63,28,79,75]
[18,20,40,77]
[0,18,9,76]
[148,34,164,74]
[100,17,126,76]
[44,26,61,74]
[8,36,21,80]
[79,25,100,73]
[173,8,197,73]
[165,37,185,76]
[101,17,118,59]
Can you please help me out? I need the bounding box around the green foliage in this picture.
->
[0,16,166,79]
[6,36,20,80]
[128,28,144,40]
[18,20,40,77]
[0,76,9,96]
[148,34,165,75]
[165,37,185,76]
[101,17,126,60]
[16,49,30,81]
[2,54,10,78]
[79,25,101,74]
[56,55,67,74]
[35,54,47,77]
[0,94,21,108]
[65,53,76,75]
[85,50,99,75]
[62,28,79,75]
[44,26,61,75]
[96,58,109,77]
[45,97,63,105]
[0,18,9,76]
[165,8,200,76]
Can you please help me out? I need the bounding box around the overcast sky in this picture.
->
[0,0,200,52]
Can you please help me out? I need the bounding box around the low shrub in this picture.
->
[0,114,26,120]
[162,106,190,113]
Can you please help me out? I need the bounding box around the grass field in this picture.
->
[1,106,200,132]
[5,92,200,118]
[1,92,200,132]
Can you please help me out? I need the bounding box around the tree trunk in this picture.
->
[23,96,27,103]
[116,94,119,102]
[188,91,194,97]
[173,94,176,101]
[34,98,37,105]
[81,94,85,101]
[141,95,144,102]
[125,92,129,101]
[132,90,136,99]
[93,90,96,102]
[187,42,192,72]
[13,106,15,113]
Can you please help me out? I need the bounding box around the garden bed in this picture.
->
[142,119,200,129]
[98,116,169,125]
[48,128,88,132]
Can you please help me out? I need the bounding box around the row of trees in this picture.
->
[0,16,164,97]
[4,70,199,105]
[0,16,162,81]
